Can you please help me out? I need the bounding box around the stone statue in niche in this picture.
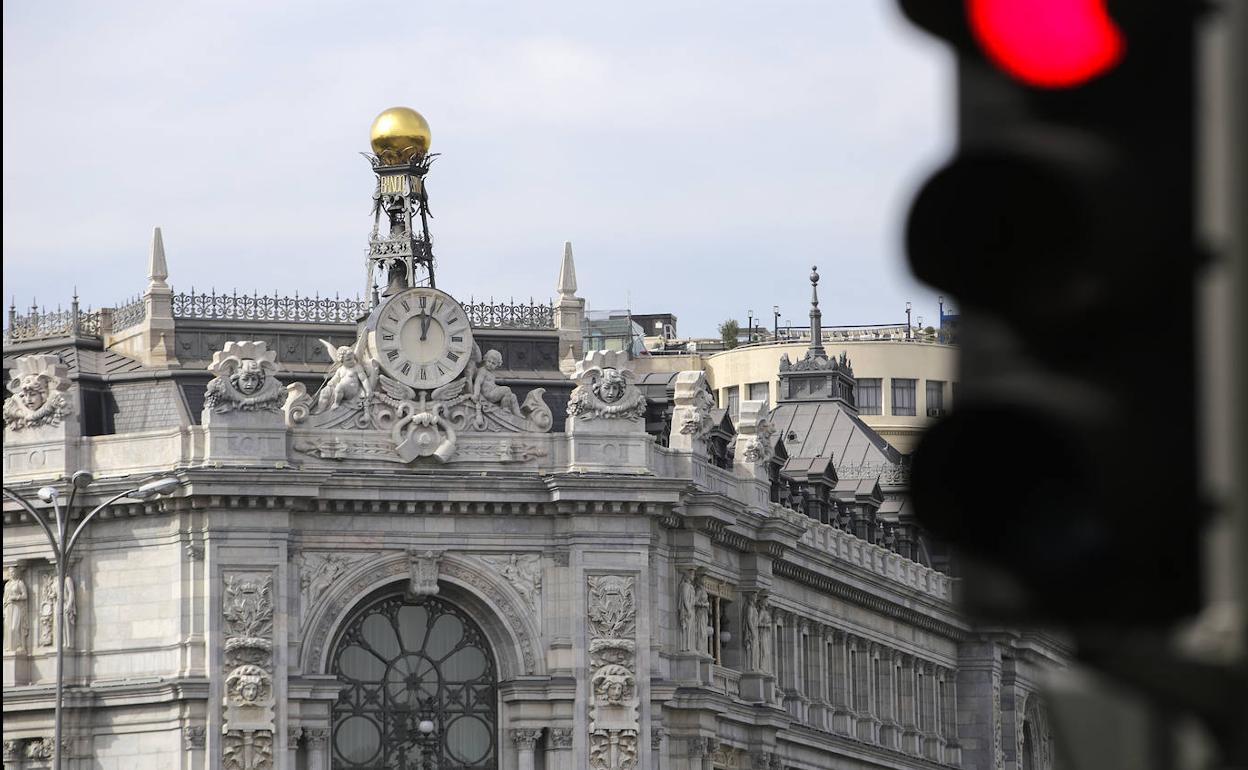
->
[566,366,647,421]
[3,354,72,432]
[694,579,711,656]
[61,576,75,649]
[743,593,761,671]
[314,337,375,413]
[757,594,773,675]
[678,569,699,653]
[3,567,29,652]
[203,341,285,415]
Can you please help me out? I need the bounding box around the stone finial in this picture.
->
[557,241,578,298]
[148,227,169,287]
[808,265,825,358]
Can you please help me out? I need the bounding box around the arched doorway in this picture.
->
[330,587,498,769]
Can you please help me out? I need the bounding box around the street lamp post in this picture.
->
[773,306,780,341]
[747,310,753,343]
[906,301,913,341]
[2,472,182,770]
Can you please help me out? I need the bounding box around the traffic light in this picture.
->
[899,0,1201,624]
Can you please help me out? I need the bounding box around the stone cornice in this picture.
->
[772,559,967,641]
[3,678,210,711]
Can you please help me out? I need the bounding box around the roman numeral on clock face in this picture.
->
[447,351,460,362]
[451,335,463,343]
[387,350,399,361]
[400,361,411,375]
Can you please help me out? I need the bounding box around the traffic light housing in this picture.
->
[900,0,1201,624]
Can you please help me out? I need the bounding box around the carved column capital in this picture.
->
[182,726,206,750]
[548,727,574,750]
[304,728,330,748]
[287,726,303,750]
[651,726,665,750]
[509,728,543,749]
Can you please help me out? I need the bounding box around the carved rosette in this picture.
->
[587,575,639,770]
[3,354,72,432]
[222,572,276,770]
[203,341,285,417]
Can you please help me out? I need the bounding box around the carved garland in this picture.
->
[222,572,276,770]
[587,574,639,770]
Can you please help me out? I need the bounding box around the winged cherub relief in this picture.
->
[313,337,376,413]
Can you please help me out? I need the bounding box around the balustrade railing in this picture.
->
[110,296,146,332]
[171,289,368,323]
[465,298,555,330]
[5,300,102,343]
[5,290,558,344]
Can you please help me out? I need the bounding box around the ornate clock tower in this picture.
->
[365,107,438,300]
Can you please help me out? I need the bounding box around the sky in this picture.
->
[2,0,954,337]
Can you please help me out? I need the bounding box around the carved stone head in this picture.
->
[232,359,267,395]
[598,368,626,404]
[338,346,358,367]
[483,349,503,371]
[4,354,72,432]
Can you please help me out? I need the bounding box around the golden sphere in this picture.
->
[369,107,432,164]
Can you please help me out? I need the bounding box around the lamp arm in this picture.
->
[3,487,61,558]
[64,488,141,557]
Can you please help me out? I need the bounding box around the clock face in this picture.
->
[368,287,474,389]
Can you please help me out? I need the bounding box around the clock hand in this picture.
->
[420,312,431,341]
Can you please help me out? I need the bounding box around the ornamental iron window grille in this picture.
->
[331,588,498,770]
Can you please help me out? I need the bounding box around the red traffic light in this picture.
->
[966,0,1124,88]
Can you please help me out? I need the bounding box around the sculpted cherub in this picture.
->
[314,336,375,413]
[472,349,524,418]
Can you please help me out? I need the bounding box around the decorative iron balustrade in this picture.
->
[836,461,911,486]
[5,301,102,343]
[110,296,146,332]
[171,290,368,323]
[465,298,555,329]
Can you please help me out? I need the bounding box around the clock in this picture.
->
[366,287,474,389]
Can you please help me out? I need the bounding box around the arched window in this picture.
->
[331,588,498,769]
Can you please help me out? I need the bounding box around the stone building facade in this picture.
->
[2,110,1064,770]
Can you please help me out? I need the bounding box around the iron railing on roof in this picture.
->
[171,289,368,324]
[4,298,103,344]
[465,298,555,329]
[110,296,146,332]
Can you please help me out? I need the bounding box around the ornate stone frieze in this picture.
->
[587,574,639,770]
[549,727,574,750]
[286,338,552,464]
[3,354,72,432]
[24,737,54,759]
[203,341,285,416]
[222,572,276,768]
[566,365,647,421]
[298,551,371,621]
[509,728,543,749]
[304,728,329,749]
[712,743,743,768]
[3,565,29,652]
[183,725,207,750]
[992,673,1004,770]
[37,573,56,647]
[223,729,273,770]
[406,549,442,597]
[478,554,542,613]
